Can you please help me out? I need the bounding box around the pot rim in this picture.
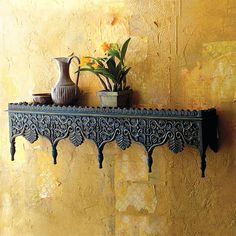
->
[96,89,132,96]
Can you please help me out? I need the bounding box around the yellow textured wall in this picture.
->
[0,0,236,235]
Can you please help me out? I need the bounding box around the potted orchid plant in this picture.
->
[78,38,132,108]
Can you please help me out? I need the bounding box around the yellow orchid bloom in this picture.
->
[91,63,100,69]
[79,57,92,67]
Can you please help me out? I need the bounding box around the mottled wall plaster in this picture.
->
[0,0,236,236]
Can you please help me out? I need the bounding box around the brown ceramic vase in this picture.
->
[51,56,80,105]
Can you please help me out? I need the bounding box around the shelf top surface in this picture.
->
[8,103,217,119]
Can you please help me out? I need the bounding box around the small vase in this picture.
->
[96,90,132,108]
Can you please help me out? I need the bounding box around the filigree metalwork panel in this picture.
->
[8,103,218,177]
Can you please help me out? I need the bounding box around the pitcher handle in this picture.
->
[69,55,80,87]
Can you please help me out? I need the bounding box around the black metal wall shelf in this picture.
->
[8,103,218,177]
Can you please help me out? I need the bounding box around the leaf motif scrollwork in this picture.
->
[23,127,38,144]
[116,132,131,150]
[168,134,184,153]
[69,129,84,147]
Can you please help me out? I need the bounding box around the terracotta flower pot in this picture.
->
[96,90,132,108]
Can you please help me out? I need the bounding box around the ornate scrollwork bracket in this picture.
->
[8,103,218,177]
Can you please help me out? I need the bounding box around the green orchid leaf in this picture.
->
[120,38,131,65]
[93,68,115,83]
[118,67,131,84]
[108,57,116,67]
[79,67,95,72]
[123,67,131,77]
[116,70,123,84]
[114,62,122,81]
[115,62,128,83]
[85,56,107,63]
[79,68,100,78]
[116,62,122,72]
[107,49,121,60]
[106,57,117,78]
